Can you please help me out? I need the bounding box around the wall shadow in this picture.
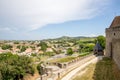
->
[93,57,120,80]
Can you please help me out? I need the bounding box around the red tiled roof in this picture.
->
[110,16,120,28]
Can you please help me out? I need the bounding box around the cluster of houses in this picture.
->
[0,40,80,56]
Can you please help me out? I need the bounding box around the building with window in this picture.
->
[106,16,120,68]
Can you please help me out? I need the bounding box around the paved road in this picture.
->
[61,56,102,80]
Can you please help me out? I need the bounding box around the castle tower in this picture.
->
[105,16,120,58]
[93,42,103,55]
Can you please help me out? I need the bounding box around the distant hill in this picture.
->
[42,36,96,41]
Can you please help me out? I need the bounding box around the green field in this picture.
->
[49,56,76,63]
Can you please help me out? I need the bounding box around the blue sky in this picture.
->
[0,0,120,40]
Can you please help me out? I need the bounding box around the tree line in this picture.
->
[0,52,35,80]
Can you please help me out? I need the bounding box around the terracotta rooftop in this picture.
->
[110,16,120,28]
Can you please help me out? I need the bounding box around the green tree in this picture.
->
[87,44,94,52]
[38,42,48,52]
[30,46,35,50]
[31,53,37,57]
[14,41,19,44]
[0,52,35,80]
[83,44,94,52]
[37,63,44,75]
[67,48,73,55]
[17,45,21,49]
[20,46,27,52]
[0,70,3,80]
[1,44,12,50]
[44,52,55,56]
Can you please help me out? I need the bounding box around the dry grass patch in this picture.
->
[72,57,120,80]
[72,64,95,80]
[93,57,120,80]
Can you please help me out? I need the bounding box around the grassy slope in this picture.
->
[49,52,92,63]
[49,56,76,63]
[72,57,120,80]
[80,38,95,41]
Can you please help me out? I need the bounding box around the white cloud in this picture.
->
[88,34,98,37]
[0,0,110,32]
[0,25,15,33]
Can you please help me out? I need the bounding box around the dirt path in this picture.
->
[61,56,102,80]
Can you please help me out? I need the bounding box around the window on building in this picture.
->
[114,33,115,36]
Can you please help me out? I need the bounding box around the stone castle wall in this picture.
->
[112,39,120,69]
[105,28,112,57]
[106,27,120,69]
[106,27,120,57]
[40,54,93,80]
